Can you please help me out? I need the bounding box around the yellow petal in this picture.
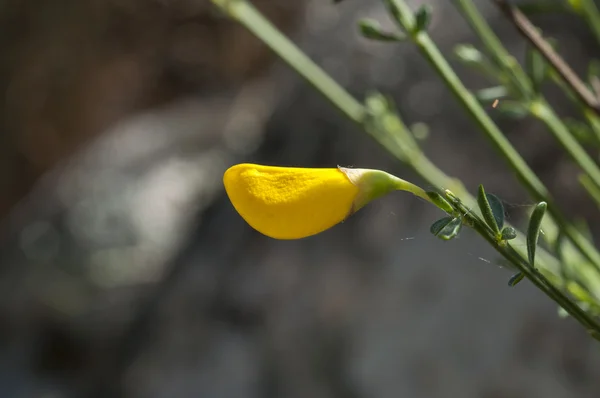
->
[223,163,358,239]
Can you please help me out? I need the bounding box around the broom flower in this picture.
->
[223,163,431,240]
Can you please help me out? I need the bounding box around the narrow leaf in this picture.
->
[430,217,462,240]
[411,122,429,141]
[426,191,454,214]
[508,272,525,286]
[475,86,508,103]
[527,202,548,265]
[553,230,565,261]
[525,47,548,93]
[558,306,569,318]
[588,59,600,97]
[414,5,432,32]
[588,59,600,82]
[454,44,483,64]
[579,174,600,210]
[430,217,453,236]
[564,118,595,144]
[486,193,505,230]
[477,185,501,235]
[496,101,529,119]
[575,217,593,241]
[358,19,406,42]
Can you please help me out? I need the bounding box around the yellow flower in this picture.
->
[223,163,430,240]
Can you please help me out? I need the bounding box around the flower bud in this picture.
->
[223,163,429,239]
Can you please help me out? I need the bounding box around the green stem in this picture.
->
[463,0,600,272]
[211,0,364,124]
[550,73,600,145]
[452,196,600,333]
[531,99,600,190]
[584,109,600,144]
[481,0,600,186]
[386,0,600,273]
[392,177,433,204]
[210,0,600,336]
[453,0,533,98]
[366,97,561,274]
[580,174,600,210]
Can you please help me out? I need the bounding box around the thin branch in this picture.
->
[210,0,600,337]
[493,0,600,115]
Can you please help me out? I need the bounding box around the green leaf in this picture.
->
[475,86,508,104]
[575,217,593,241]
[579,174,600,208]
[558,306,569,318]
[410,122,429,141]
[564,118,596,144]
[588,59,600,97]
[364,92,388,116]
[477,185,501,235]
[553,230,565,261]
[527,202,548,265]
[496,100,530,119]
[414,5,432,33]
[426,191,454,214]
[454,44,505,80]
[477,186,505,234]
[567,281,600,309]
[430,216,462,240]
[358,19,406,42]
[454,44,483,64]
[486,193,505,230]
[430,217,453,236]
[525,46,548,93]
[508,272,525,286]
[501,227,517,240]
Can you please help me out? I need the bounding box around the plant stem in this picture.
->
[452,0,532,98]
[386,0,600,273]
[490,0,600,193]
[365,96,561,275]
[493,0,600,114]
[531,99,600,190]
[580,174,600,210]
[549,73,600,145]
[209,0,600,332]
[211,0,364,124]
[585,109,600,143]
[451,196,600,333]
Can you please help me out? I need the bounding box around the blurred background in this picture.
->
[2,0,600,397]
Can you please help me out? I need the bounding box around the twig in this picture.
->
[391,0,600,273]
[211,0,600,337]
[493,0,600,114]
